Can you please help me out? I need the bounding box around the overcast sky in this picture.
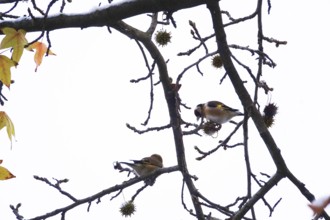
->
[1,0,330,220]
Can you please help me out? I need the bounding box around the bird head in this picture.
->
[194,104,203,120]
[149,154,163,168]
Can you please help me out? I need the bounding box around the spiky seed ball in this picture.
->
[263,103,278,128]
[202,121,221,136]
[120,201,136,217]
[155,29,171,47]
[263,103,278,118]
[263,115,275,128]
[211,55,223,68]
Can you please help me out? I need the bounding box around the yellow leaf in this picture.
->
[0,55,17,88]
[27,42,56,72]
[0,165,15,180]
[0,111,15,144]
[0,28,28,63]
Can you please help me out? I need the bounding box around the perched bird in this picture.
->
[194,101,243,124]
[119,154,163,177]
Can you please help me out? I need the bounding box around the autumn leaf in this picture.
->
[0,55,17,88]
[0,160,15,180]
[308,196,330,216]
[0,111,15,145]
[27,42,56,72]
[0,27,28,63]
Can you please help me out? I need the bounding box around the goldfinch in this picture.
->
[119,154,163,177]
[194,101,243,124]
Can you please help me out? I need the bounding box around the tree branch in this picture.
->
[11,166,179,220]
[0,0,205,33]
[110,19,205,220]
[232,171,284,220]
[205,0,329,219]
[206,0,288,178]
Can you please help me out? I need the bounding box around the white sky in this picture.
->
[1,0,330,220]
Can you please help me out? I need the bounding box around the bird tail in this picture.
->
[119,162,135,166]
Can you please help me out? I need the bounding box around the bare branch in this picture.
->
[12,166,179,220]
[33,175,78,202]
[0,0,206,33]
[126,123,171,134]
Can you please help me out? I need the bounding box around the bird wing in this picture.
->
[207,101,239,112]
[126,154,163,168]
[130,158,147,165]
[207,101,222,108]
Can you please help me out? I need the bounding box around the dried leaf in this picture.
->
[27,42,56,72]
[308,195,330,216]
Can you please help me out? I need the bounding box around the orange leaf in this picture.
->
[0,111,15,145]
[308,196,330,216]
[0,164,15,180]
[27,42,56,72]
[0,27,28,63]
[0,55,17,88]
